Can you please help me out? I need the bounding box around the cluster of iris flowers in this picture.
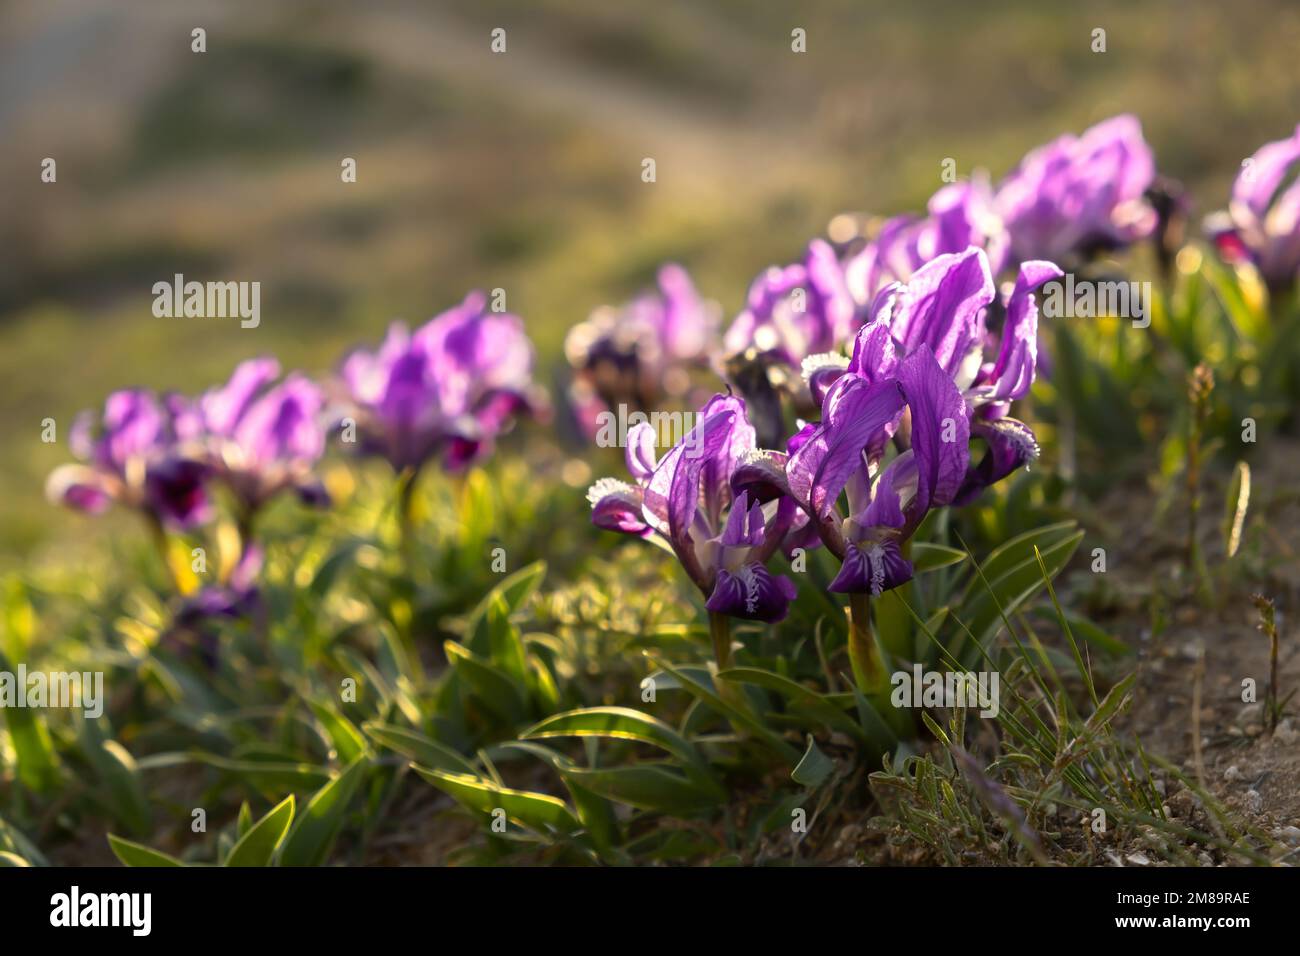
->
[48,116,1300,691]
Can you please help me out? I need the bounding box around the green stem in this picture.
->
[143,512,182,592]
[847,591,914,741]
[397,467,421,572]
[847,591,885,694]
[236,507,256,566]
[708,612,733,671]
[707,612,750,727]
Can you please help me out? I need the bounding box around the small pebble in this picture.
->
[1236,703,1264,727]
[1244,789,1264,815]
[1274,826,1300,845]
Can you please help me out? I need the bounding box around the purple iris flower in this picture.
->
[1206,125,1300,291]
[197,357,328,513]
[786,247,1061,595]
[994,114,1157,264]
[564,264,718,440]
[724,239,858,366]
[341,291,541,472]
[845,175,1010,311]
[46,389,212,529]
[586,394,798,623]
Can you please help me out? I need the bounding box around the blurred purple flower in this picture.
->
[342,291,542,472]
[1206,124,1300,291]
[587,394,798,623]
[725,239,857,366]
[46,389,212,529]
[995,114,1157,263]
[845,175,1009,310]
[166,544,264,669]
[565,264,718,439]
[198,357,328,512]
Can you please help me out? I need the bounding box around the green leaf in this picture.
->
[1222,460,1250,559]
[968,521,1079,587]
[957,527,1084,651]
[308,540,364,600]
[912,543,968,573]
[1,578,34,662]
[485,595,530,688]
[464,561,546,655]
[308,701,367,764]
[499,741,621,858]
[645,654,800,763]
[107,834,185,868]
[791,735,835,787]
[191,753,330,794]
[443,640,527,725]
[561,765,723,813]
[0,650,59,792]
[78,720,151,837]
[1085,672,1138,733]
[279,756,369,867]
[0,815,48,866]
[0,851,31,867]
[362,722,477,775]
[225,795,295,867]
[412,766,580,836]
[523,707,710,775]
[716,667,868,745]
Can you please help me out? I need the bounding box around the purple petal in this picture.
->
[891,248,995,377]
[719,492,765,548]
[46,465,113,514]
[802,354,850,409]
[202,357,281,437]
[705,563,798,623]
[1233,124,1300,221]
[897,345,969,517]
[787,377,907,518]
[845,314,899,383]
[729,449,790,504]
[145,457,212,529]
[859,451,915,531]
[625,422,659,480]
[986,260,1063,402]
[588,478,650,535]
[100,389,168,471]
[828,539,914,595]
[953,417,1040,506]
[294,478,331,509]
[233,374,325,466]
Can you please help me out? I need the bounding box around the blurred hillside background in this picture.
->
[3,0,1299,565]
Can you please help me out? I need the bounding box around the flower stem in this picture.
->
[847,591,913,741]
[707,611,751,731]
[846,591,886,695]
[397,467,420,572]
[708,612,733,671]
[143,512,182,593]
